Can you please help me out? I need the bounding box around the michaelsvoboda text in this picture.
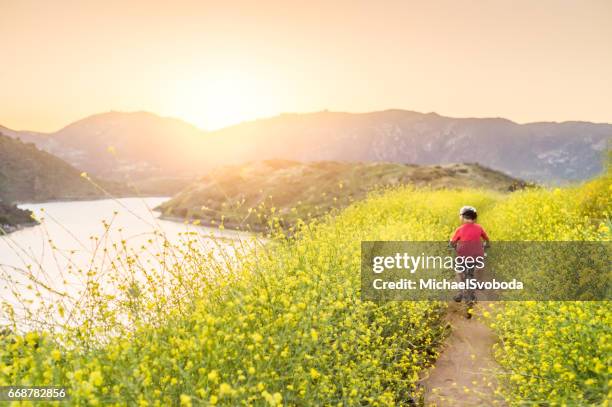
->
[372,278,524,290]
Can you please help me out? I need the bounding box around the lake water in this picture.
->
[0,197,255,327]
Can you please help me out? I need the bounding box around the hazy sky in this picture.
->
[1,0,611,132]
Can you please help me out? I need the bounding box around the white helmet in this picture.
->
[459,206,477,216]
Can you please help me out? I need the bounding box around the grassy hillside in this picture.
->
[0,133,127,204]
[157,160,525,231]
[2,187,494,405]
[483,171,611,404]
[0,167,609,405]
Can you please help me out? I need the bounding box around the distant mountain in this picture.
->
[4,111,205,180]
[0,132,125,203]
[4,110,610,183]
[203,111,611,183]
[157,160,524,232]
[0,124,45,142]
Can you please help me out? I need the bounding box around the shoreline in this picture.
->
[2,196,169,236]
[0,220,39,235]
[13,193,171,206]
[157,213,268,234]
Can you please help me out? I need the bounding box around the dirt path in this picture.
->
[422,302,505,406]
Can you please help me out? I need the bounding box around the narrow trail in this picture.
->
[422,302,506,406]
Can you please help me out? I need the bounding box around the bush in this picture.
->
[485,178,611,405]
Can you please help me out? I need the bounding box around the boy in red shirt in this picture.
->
[450,206,490,256]
[450,206,490,306]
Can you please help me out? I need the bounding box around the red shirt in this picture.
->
[451,223,489,257]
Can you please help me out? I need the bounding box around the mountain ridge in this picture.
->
[6,108,612,137]
[3,109,610,183]
[0,132,126,204]
[0,132,126,231]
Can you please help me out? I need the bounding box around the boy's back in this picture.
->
[451,223,489,256]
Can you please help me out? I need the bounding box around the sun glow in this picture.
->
[165,72,278,130]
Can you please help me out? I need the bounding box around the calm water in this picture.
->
[0,197,254,325]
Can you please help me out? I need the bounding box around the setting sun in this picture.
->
[165,71,278,130]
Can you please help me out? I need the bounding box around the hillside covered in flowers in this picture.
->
[0,164,610,406]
